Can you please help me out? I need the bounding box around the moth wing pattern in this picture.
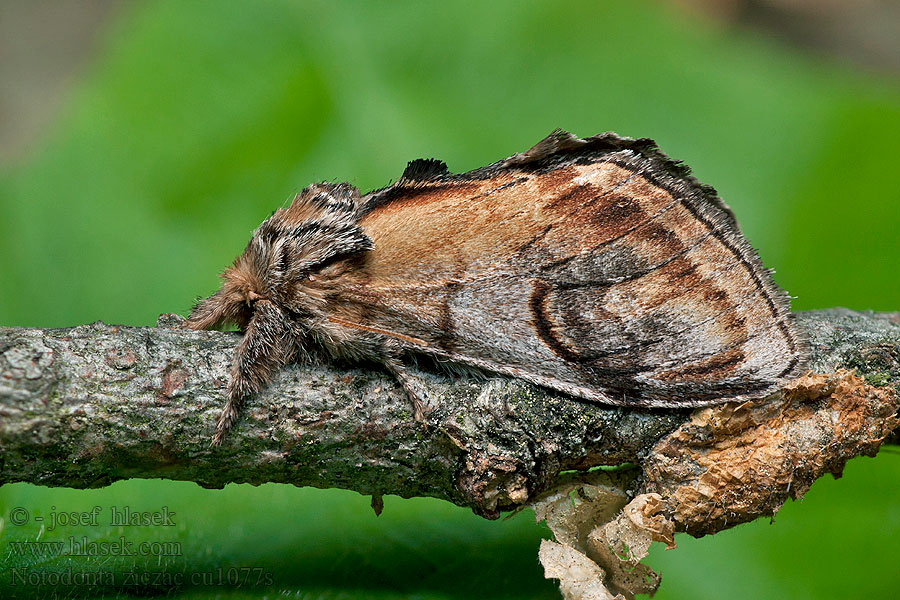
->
[350,130,806,407]
[190,129,808,444]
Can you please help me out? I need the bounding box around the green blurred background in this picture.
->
[1,1,898,598]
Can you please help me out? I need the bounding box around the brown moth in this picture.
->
[188,130,806,444]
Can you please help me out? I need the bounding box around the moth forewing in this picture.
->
[354,143,801,405]
[189,130,806,443]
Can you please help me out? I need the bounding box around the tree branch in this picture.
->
[1,309,897,525]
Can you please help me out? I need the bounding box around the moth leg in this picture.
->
[213,400,238,446]
[212,300,291,446]
[383,357,433,422]
[213,375,247,446]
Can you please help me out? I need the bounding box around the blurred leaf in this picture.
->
[0,481,556,599]
[781,96,900,311]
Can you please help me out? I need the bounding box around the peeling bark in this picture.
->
[642,370,898,536]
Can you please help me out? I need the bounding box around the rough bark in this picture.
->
[1,309,898,526]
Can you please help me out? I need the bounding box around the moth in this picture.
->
[188,130,806,444]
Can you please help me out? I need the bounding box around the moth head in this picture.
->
[187,182,372,332]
